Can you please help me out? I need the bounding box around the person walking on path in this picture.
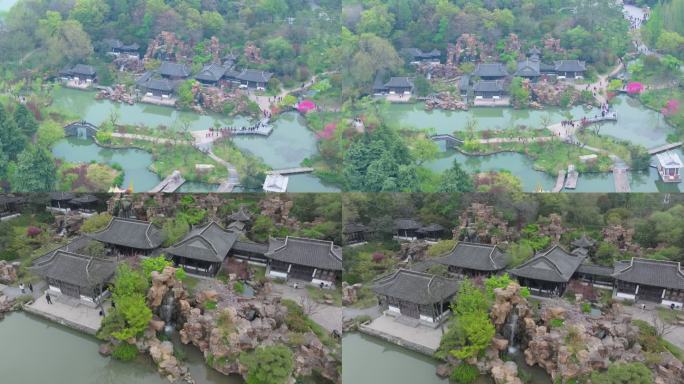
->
[28,282,33,293]
[46,292,52,304]
[19,283,25,294]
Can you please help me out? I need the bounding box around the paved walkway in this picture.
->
[1,281,46,300]
[111,132,184,145]
[207,149,240,192]
[25,292,109,335]
[363,314,445,352]
[269,283,342,333]
[478,136,554,144]
[623,305,684,351]
[343,304,381,322]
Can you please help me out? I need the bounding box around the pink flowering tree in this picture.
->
[661,99,680,117]
[626,82,644,95]
[316,123,337,140]
[27,226,42,238]
[296,100,316,114]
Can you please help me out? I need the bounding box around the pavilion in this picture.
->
[394,218,422,240]
[509,245,586,296]
[436,241,509,277]
[472,63,509,80]
[372,269,459,324]
[416,224,446,241]
[613,258,684,308]
[87,217,165,255]
[165,222,239,276]
[30,251,116,306]
[343,223,371,244]
[655,151,682,183]
[264,237,343,288]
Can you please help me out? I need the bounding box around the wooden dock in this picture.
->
[552,170,566,193]
[648,142,683,156]
[230,118,273,137]
[564,165,579,189]
[613,165,631,192]
[266,167,314,176]
[149,170,186,193]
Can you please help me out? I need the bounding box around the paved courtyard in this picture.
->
[363,314,445,353]
[270,283,342,333]
[25,292,110,335]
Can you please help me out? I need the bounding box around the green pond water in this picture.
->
[50,88,338,192]
[343,333,551,384]
[389,95,680,192]
[0,312,241,384]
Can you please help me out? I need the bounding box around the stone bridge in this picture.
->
[64,121,99,139]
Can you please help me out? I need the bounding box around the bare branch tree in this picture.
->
[299,295,322,317]
[651,312,675,337]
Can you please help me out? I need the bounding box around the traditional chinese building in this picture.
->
[165,221,239,276]
[264,237,342,288]
[87,217,165,255]
[436,241,509,277]
[613,258,684,308]
[509,245,586,296]
[373,269,459,324]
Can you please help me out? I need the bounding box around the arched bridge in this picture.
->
[64,121,99,139]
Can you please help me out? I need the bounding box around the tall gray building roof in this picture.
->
[265,237,342,271]
[437,242,509,272]
[509,245,585,283]
[158,61,190,78]
[165,221,238,263]
[372,269,460,305]
[88,217,165,250]
[472,63,508,78]
[613,258,684,290]
[30,251,116,289]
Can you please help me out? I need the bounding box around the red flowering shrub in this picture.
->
[371,252,385,263]
[27,226,42,238]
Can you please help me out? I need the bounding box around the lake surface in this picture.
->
[52,137,161,192]
[425,149,683,193]
[0,312,240,384]
[50,88,338,192]
[385,96,673,147]
[342,333,449,384]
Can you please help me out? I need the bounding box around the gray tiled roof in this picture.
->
[418,223,444,233]
[165,222,238,263]
[576,263,614,277]
[554,60,586,72]
[50,192,75,201]
[195,63,227,82]
[136,72,174,92]
[30,251,116,289]
[571,234,596,249]
[33,235,92,265]
[613,258,684,290]
[227,206,252,222]
[236,69,273,83]
[70,64,96,76]
[514,59,541,77]
[473,80,504,93]
[384,77,414,89]
[509,245,585,283]
[88,217,165,250]
[265,237,342,271]
[343,223,368,234]
[437,241,509,271]
[394,218,422,230]
[401,48,441,60]
[232,240,269,255]
[158,61,190,78]
[372,269,460,305]
[472,63,508,78]
[70,195,98,205]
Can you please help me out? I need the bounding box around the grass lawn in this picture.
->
[306,286,342,307]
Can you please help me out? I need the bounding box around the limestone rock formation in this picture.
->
[0,260,19,284]
[0,294,16,320]
[342,282,362,306]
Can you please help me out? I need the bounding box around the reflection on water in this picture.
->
[52,137,160,192]
[50,88,335,191]
[0,312,240,384]
[425,149,683,193]
[387,96,674,147]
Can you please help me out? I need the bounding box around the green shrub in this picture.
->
[549,319,565,328]
[112,343,138,361]
[451,364,479,384]
[589,362,652,384]
[233,281,245,294]
[581,303,591,314]
[520,287,530,298]
[204,300,217,310]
